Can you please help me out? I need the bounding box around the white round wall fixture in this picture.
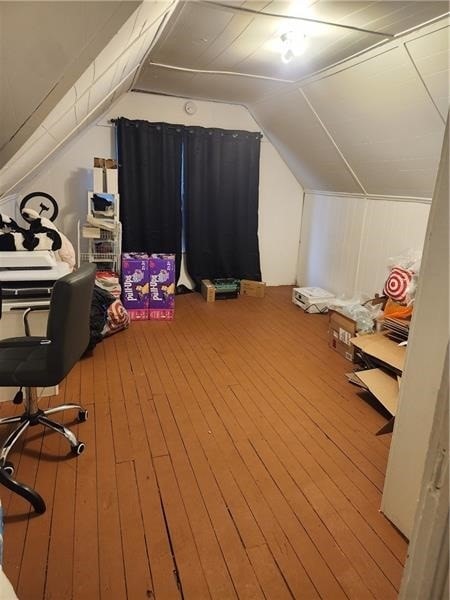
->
[184,101,197,115]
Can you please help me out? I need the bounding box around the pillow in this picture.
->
[383,266,414,305]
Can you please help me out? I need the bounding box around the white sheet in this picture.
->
[0,568,18,599]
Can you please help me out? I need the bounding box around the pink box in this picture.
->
[149,309,174,321]
[121,253,150,314]
[127,308,149,321]
[148,254,176,318]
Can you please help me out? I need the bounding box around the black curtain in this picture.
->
[116,118,183,279]
[183,126,262,286]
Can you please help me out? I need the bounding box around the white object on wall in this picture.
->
[297,192,430,298]
[184,101,197,115]
[13,92,303,286]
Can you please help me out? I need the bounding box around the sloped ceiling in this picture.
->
[0,1,140,168]
[134,0,449,198]
[0,0,448,199]
[0,0,177,196]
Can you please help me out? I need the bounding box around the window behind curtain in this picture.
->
[117,119,262,287]
[116,118,183,280]
[183,126,262,287]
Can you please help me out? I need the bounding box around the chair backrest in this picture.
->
[46,263,96,381]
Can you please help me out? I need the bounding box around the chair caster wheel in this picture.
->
[78,410,88,422]
[1,461,15,477]
[72,442,85,456]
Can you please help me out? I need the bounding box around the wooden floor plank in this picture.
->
[160,327,354,598]
[163,390,265,600]
[0,287,408,600]
[153,454,212,599]
[72,403,100,600]
[94,402,127,600]
[13,393,62,600]
[116,461,154,599]
[152,391,243,600]
[120,380,180,600]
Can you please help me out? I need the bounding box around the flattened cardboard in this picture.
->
[350,332,405,373]
[354,369,399,415]
[346,372,368,388]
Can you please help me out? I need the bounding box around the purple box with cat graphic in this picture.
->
[148,254,176,319]
[121,253,150,320]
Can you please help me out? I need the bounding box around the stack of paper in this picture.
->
[383,316,411,342]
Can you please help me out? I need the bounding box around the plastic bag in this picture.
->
[387,249,421,273]
[332,303,381,334]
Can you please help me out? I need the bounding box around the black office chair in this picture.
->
[0,263,96,513]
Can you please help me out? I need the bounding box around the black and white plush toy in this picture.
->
[21,208,75,269]
[21,208,62,251]
[0,210,62,252]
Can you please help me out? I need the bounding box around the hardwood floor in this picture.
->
[0,287,407,600]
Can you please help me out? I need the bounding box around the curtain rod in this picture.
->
[109,118,263,138]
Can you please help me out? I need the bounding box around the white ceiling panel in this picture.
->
[250,88,362,192]
[0,1,140,167]
[47,108,78,143]
[74,94,90,125]
[75,64,95,101]
[302,46,446,196]
[406,25,450,120]
[147,1,389,82]
[136,64,289,104]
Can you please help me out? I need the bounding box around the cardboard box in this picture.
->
[121,253,176,321]
[121,253,150,317]
[352,368,399,415]
[201,279,215,302]
[149,309,174,321]
[105,168,118,194]
[328,309,357,361]
[350,332,406,373]
[148,254,175,319]
[93,158,118,193]
[127,308,149,321]
[240,279,266,298]
[93,167,104,193]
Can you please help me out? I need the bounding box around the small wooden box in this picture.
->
[240,279,266,298]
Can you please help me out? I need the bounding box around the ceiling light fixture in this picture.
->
[280,31,306,63]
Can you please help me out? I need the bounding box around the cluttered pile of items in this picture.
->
[346,252,420,433]
[293,251,421,434]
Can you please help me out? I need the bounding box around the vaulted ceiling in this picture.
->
[138,0,448,95]
[0,1,140,166]
[0,0,448,199]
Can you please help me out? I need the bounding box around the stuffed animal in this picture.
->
[21,208,75,269]
[0,212,41,251]
[0,208,76,271]
[0,213,21,233]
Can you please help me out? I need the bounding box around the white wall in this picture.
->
[297,192,430,298]
[8,91,303,286]
[382,121,449,538]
